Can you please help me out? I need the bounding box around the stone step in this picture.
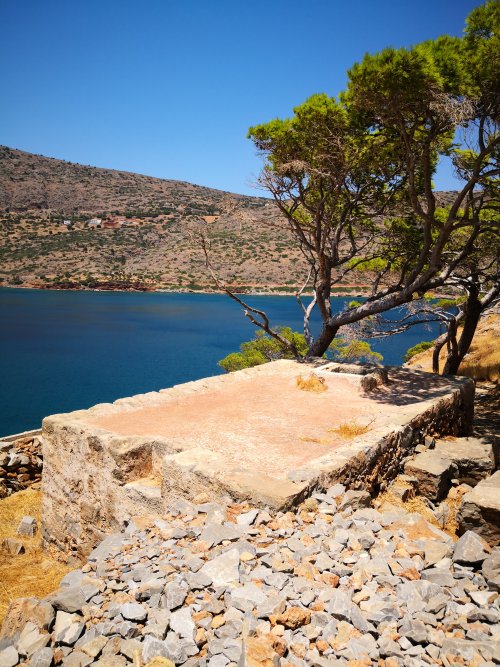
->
[404,451,456,502]
[459,470,500,546]
[123,477,163,515]
[434,437,494,486]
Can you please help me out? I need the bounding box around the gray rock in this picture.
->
[142,633,185,663]
[16,516,37,538]
[399,619,428,644]
[482,551,500,591]
[0,645,19,667]
[200,523,242,547]
[453,530,490,565]
[47,587,86,613]
[434,437,494,485]
[120,602,147,622]
[162,580,188,610]
[236,510,259,526]
[404,451,455,502]
[54,611,84,645]
[170,607,195,640]
[16,622,50,657]
[29,647,53,667]
[338,491,371,511]
[200,548,240,587]
[62,651,93,666]
[187,570,213,589]
[421,568,455,587]
[459,472,500,546]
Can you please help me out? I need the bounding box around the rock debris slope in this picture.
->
[1,486,499,666]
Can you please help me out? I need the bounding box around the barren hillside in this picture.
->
[0,147,458,293]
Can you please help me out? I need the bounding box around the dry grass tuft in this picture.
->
[376,480,469,539]
[0,487,71,625]
[296,374,327,393]
[328,419,373,439]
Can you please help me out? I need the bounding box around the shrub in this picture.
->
[404,341,434,362]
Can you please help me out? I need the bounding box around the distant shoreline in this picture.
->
[1,284,370,298]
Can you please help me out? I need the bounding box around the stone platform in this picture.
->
[40,360,474,559]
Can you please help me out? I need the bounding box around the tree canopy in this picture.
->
[244,1,499,363]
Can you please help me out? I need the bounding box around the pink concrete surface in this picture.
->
[87,368,425,479]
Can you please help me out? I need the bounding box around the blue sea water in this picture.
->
[0,288,440,435]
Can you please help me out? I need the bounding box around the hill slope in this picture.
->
[0,147,312,291]
[0,147,459,293]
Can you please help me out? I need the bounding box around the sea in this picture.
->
[0,288,441,435]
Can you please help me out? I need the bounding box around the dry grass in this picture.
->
[407,313,500,382]
[376,480,468,539]
[296,374,327,393]
[328,419,373,439]
[0,487,71,626]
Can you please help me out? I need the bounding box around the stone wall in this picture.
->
[0,431,43,498]
[40,362,475,562]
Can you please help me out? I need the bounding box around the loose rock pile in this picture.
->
[0,435,43,499]
[1,486,499,666]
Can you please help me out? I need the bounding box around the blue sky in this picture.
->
[1,0,481,196]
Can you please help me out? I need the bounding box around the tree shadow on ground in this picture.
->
[367,367,467,407]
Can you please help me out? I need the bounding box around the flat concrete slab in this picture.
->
[41,360,474,558]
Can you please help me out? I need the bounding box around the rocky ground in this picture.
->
[0,434,43,499]
[0,485,499,667]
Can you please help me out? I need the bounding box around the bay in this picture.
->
[0,288,440,435]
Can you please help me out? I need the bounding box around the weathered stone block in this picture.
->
[404,451,455,502]
[459,471,500,545]
[434,437,494,485]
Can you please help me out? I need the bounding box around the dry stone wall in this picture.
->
[0,431,43,498]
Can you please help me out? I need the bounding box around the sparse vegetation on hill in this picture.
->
[0,146,312,291]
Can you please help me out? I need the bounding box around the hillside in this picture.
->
[0,147,458,293]
[406,309,500,382]
[0,147,314,291]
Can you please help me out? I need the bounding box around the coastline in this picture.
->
[1,283,370,298]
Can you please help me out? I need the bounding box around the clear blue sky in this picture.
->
[1,0,482,196]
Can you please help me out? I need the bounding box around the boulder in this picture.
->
[404,452,456,502]
[459,471,500,545]
[452,531,490,565]
[434,437,494,485]
[482,550,500,591]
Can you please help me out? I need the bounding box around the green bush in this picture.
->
[404,341,434,362]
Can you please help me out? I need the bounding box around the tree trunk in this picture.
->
[432,333,448,373]
[442,289,482,375]
[308,324,339,358]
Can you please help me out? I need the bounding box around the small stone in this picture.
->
[236,509,259,526]
[275,607,311,629]
[16,516,38,538]
[0,645,19,667]
[29,647,53,667]
[163,581,188,610]
[338,491,371,511]
[120,602,148,622]
[200,548,240,587]
[169,607,195,640]
[0,538,25,556]
[482,551,500,591]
